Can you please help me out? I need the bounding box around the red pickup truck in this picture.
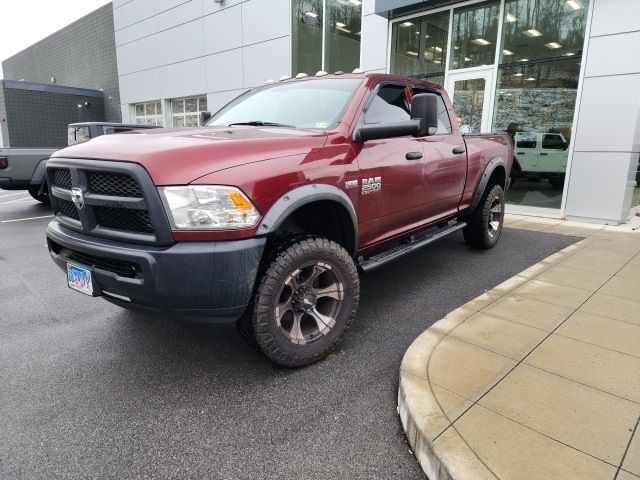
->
[45,73,512,366]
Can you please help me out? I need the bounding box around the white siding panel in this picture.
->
[161,58,207,99]
[203,5,243,55]
[158,19,205,65]
[203,0,242,16]
[242,0,290,45]
[157,0,204,31]
[360,14,388,72]
[585,31,640,78]
[207,89,247,113]
[243,36,291,88]
[590,0,640,37]
[116,16,158,46]
[205,50,244,93]
[114,0,157,31]
[573,74,640,153]
[117,35,161,75]
[119,69,163,104]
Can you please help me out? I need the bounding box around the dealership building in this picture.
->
[1,0,639,224]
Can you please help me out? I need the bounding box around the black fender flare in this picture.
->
[256,184,358,252]
[29,158,49,186]
[470,157,507,212]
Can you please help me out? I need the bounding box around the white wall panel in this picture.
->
[242,0,290,45]
[590,0,640,37]
[206,49,244,93]
[116,35,160,75]
[158,19,205,65]
[119,69,163,104]
[360,13,388,72]
[242,36,291,88]
[115,16,159,46]
[573,74,640,153]
[157,0,204,30]
[203,5,243,55]
[114,0,157,31]
[161,57,207,99]
[203,0,243,16]
[585,31,640,78]
[564,151,636,222]
[207,89,247,113]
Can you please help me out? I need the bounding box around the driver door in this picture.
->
[354,81,426,247]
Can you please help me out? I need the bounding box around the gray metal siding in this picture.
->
[1,3,121,123]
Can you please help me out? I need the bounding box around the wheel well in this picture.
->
[273,201,356,255]
[488,165,506,188]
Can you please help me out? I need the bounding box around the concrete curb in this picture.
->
[397,236,597,480]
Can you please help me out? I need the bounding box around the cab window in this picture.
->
[412,86,452,135]
[363,84,410,124]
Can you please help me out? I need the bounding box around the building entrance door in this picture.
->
[445,69,494,134]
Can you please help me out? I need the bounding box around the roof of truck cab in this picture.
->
[274,72,445,92]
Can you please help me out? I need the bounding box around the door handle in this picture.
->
[452,146,466,154]
[405,151,423,160]
[540,152,548,156]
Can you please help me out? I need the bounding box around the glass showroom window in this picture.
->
[390,10,449,85]
[291,0,361,76]
[493,0,589,209]
[134,101,163,126]
[171,96,208,127]
[449,1,500,70]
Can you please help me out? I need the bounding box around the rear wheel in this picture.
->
[463,184,505,249]
[28,186,50,204]
[251,236,359,367]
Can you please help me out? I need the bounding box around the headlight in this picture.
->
[159,186,260,230]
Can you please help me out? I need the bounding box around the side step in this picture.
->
[358,221,467,273]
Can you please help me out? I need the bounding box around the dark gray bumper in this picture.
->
[47,220,266,322]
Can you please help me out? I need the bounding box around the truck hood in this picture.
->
[51,126,329,185]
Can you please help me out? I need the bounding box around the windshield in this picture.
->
[207,78,362,130]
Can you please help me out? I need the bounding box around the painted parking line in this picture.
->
[0,192,30,199]
[1,214,54,223]
[0,196,34,205]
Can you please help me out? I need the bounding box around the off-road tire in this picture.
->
[252,237,359,367]
[28,186,50,204]
[463,184,505,249]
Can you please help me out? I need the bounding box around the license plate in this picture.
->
[67,264,94,296]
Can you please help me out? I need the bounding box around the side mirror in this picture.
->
[199,111,212,125]
[353,120,421,142]
[411,93,439,136]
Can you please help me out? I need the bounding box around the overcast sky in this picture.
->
[0,0,112,78]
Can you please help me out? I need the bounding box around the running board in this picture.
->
[358,221,467,273]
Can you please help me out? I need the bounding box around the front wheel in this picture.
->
[463,184,505,249]
[251,237,359,367]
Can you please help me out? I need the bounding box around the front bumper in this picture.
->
[47,220,266,322]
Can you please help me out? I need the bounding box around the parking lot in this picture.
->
[0,188,580,480]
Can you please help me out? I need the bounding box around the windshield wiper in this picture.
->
[228,121,295,128]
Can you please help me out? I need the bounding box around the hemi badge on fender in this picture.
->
[345,180,358,189]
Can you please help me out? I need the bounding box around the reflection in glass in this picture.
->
[390,10,449,85]
[451,78,486,134]
[494,58,583,207]
[324,0,362,73]
[292,0,323,76]
[450,1,500,69]
[501,0,589,64]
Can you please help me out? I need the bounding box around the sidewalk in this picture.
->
[398,214,640,480]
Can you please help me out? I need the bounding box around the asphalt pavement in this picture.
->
[0,189,579,480]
